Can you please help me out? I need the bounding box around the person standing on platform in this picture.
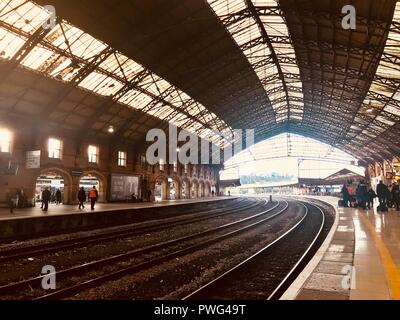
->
[147,189,152,202]
[391,181,400,211]
[55,189,62,205]
[367,186,376,210]
[376,180,389,209]
[42,187,51,212]
[387,184,393,208]
[78,187,86,209]
[356,181,368,210]
[6,188,14,214]
[88,186,98,210]
[341,184,350,207]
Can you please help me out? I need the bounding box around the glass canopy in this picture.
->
[0,0,233,145]
[207,0,305,123]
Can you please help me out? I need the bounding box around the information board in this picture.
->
[110,175,140,201]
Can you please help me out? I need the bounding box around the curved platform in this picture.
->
[281,196,400,300]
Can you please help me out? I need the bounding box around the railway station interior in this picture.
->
[0,0,400,304]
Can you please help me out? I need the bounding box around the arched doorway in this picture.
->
[155,176,168,201]
[199,181,205,198]
[191,180,199,198]
[80,171,107,202]
[205,181,211,197]
[168,177,180,200]
[34,167,72,204]
[181,178,190,199]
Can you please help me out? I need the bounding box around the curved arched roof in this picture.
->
[224,133,358,168]
[0,0,400,164]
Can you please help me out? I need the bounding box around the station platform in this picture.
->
[0,197,233,221]
[282,196,400,300]
[0,197,235,241]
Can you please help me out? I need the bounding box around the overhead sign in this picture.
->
[26,150,41,169]
[71,170,83,176]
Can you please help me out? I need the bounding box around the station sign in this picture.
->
[71,170,83,176]
[26,150,41,169]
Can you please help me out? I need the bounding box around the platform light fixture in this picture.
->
[107,125,115,133]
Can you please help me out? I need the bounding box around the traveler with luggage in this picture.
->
[356,181,368,210]
[392,181,400,211]
[376,180,389,212]
[341,184,350,207]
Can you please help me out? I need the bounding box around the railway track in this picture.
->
[183,199,328,300]
[0,197,258,263]
[0,199,291,299]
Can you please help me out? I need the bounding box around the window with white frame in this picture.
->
[88,145,99,163]
[118,151,127,167]
[0,128,11,153]
[48,138,62,159]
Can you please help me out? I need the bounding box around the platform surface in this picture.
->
[0,197,234,221]
[284,196,400,300]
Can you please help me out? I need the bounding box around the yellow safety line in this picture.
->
[358,212,400,300]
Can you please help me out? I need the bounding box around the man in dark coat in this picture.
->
[55,189,62,205]
[367,186,376,210]
[392,181,400,211]
[42,187,51,212]
[78,187,86,209]
[341,184,350,207]
[376,180,389,208]
[356,181,368,210]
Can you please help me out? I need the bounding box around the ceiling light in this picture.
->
[107,125,115,133]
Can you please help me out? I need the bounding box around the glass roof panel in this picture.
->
[0,0,232,146]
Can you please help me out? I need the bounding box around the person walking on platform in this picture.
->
[42,187,51,212]
[88,186,98,210]
[387,184,393,208]
[78,187,86,209]
[341,184,350,207]
[376,180,389,211]
[55,189,62,205]
[367,186,376,210]
[6,188,14,214]
[356,181,368,210]
[391,181,400,211]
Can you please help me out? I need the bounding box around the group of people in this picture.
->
[78,186,98,210]
[40,186,99,212]
[40,188,62,211]
[341,180,400,211]
[376,180,400,211]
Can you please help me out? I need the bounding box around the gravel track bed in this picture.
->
[0,199,246,253]
[64,200,304,300]
[0,200,272,295]
[187,199,336,300]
